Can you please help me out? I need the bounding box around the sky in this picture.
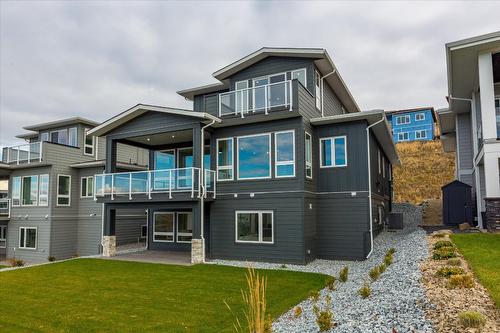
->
[1,0,499,147]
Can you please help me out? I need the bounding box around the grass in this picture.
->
[0,259,328,332]
[451,233,500,308]
[0,265,7,270]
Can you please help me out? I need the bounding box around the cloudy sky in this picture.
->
[1,1,499,147]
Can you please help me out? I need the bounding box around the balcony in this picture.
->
[0,199,10,218]
[1,142,42,165]
[94,167,216,201]
[219,80,293,117]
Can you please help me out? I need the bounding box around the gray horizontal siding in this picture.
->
[323,82,345,116]
[456,112,473,170]
[116,210,148,246]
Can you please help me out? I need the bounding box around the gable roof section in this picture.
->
[310,110,400,166]
[177,47,361,114]
[87,104,221,137]
[385,107,437,123]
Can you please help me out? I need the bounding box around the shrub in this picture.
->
[47,256,56,262]
[434,240,453,249]
[369,266,381,281]
[432,233,446,238]
[325,276,336,291]
[358,282,371,298]
[309,290,320,302]
[447,258,462,266]
[435,266,465,278]
[339,266,349,282]
[432,247,457,260]
[280,264,287,269]
[384,253,393,266]
[458,311,486,329]
[294,306,302,318]
[9,258,24,267]
[387,248,396,255]
[447,274,474,289]
[378,263,386,273]
[313,295,334,332]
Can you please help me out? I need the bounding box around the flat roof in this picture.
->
[23,117,99,132]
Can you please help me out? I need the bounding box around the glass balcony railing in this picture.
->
[219,80,293,117]
[1,142,42,164]
[94,167,216,200]
[0,199,10,217]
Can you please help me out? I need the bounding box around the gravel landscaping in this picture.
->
[210,203,434,332]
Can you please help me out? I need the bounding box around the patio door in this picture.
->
[177,148,193,189]
[153,150,175,190]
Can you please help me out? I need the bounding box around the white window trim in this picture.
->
[415,130,427,139]
[216,138,234,182]
[237,133,272,180]
[274,130,296,178]
[396,115,410,125]
[291,68,307,87]
[0,225,6,249]
[305,132,313,179]
[153,212,174,243]
[415,113,425,121]
[319,136,348,168]
[21,175,38,207]
[57,174,71,207]
[11,176,21,207]
[176,212,193,244]
[18,226,37,250]
[38,174,49,207]
[235,210,274,244]
[68,127,78,147]
[84,128,95,156]
[80,176,94,198]
[397,132,410,142]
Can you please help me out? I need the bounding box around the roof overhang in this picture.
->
[70,160,148,171]
[436,108,456,135]
[87,104,222,137]
[15,132,38,140]
[310,110,400,166]
[446,31,500,114]
[23,117,99,132]
[178,47,361,113]
[440,133,457,153]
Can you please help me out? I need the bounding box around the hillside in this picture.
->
[393,140,455,204]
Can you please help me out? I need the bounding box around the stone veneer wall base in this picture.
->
[102,236,117,257]
[191,238,204,264]
[484,198,500,231]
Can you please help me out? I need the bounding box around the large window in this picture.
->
[84,128,95,156]
[50,127,78,147]
[0,226,6,248]
[292,68,307,87]
[415,130,427,139]
[57,175,71,206]
[235,211,273,244]
[22,175,38,206]
[274,130,295,178]
[305,132,313,179]
[81,176,94,198]
[19,227,37,250]
[153,212,174,242]
[415,113,425,121]
[39,174,49,206]
[177,212,193,243]
[12,177,21,206]
[320,136,347,168]
[69,127,78,147]
[237,134,271,180]
[396,115,410,125]
[397,132,409,142]
[40,132,49,142]
[217,138,233,181]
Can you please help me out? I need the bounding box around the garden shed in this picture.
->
[442,180,473,226]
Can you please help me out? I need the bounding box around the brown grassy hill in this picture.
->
[393,140,455,204]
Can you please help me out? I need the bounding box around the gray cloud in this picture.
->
[1,0,499,147]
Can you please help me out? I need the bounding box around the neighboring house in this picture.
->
[0,118,149,262]
[88,47,399,264]
[385,107,437,143]
[437,32,500,230]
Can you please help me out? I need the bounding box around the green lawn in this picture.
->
[0,259,327,332]
[0,265,7,270]
[451,233,500,308]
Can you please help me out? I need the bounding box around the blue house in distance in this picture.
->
[385,107,437,143]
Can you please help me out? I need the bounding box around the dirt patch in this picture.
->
[422,199,443,226]
[420,232,500,332]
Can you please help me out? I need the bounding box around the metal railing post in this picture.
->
[110,175,114,200]
[148,171,152,199]
[213,171,217,199]
[16,147,20,165]
[218,95,222,117]
[6,148,10,164]
[27,144,31,164]
[39,141,43,162]
[129,173,132,200]
[8,199,10,218]
[168,169,173,199]
[191,168,194,198]
[198,169,201,198]
[265,86,268,115]
[289,80,293,111]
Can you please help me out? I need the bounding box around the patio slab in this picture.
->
[103,250,192,266]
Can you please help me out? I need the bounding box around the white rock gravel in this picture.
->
[209,203,434,333]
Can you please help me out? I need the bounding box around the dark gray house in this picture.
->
[89,48,399,264]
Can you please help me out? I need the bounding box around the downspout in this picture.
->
[366,116,386,259]
[320,69,336,117]
[199,119,216,262]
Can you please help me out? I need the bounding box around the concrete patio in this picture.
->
[103,250,192,266]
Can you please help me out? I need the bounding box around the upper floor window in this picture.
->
[274,130,295,178]
[22,175,38,206]
[50,127,78,147]
[57,174,71,206]
[292,68,307,87]
[415,113,425,121]
[11,177,21,206]
[396,115,410,125]
[415,130,427,139]
[81,176,94,198]
[237,133,271,180]
[397,132,409,142]
[315,70,321,109]
[320,136,347,168]
[40,132,49,142]
[217,138,233,181]
[305,132,313,179]
[39,174,49,206]
[84,128,95,156]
